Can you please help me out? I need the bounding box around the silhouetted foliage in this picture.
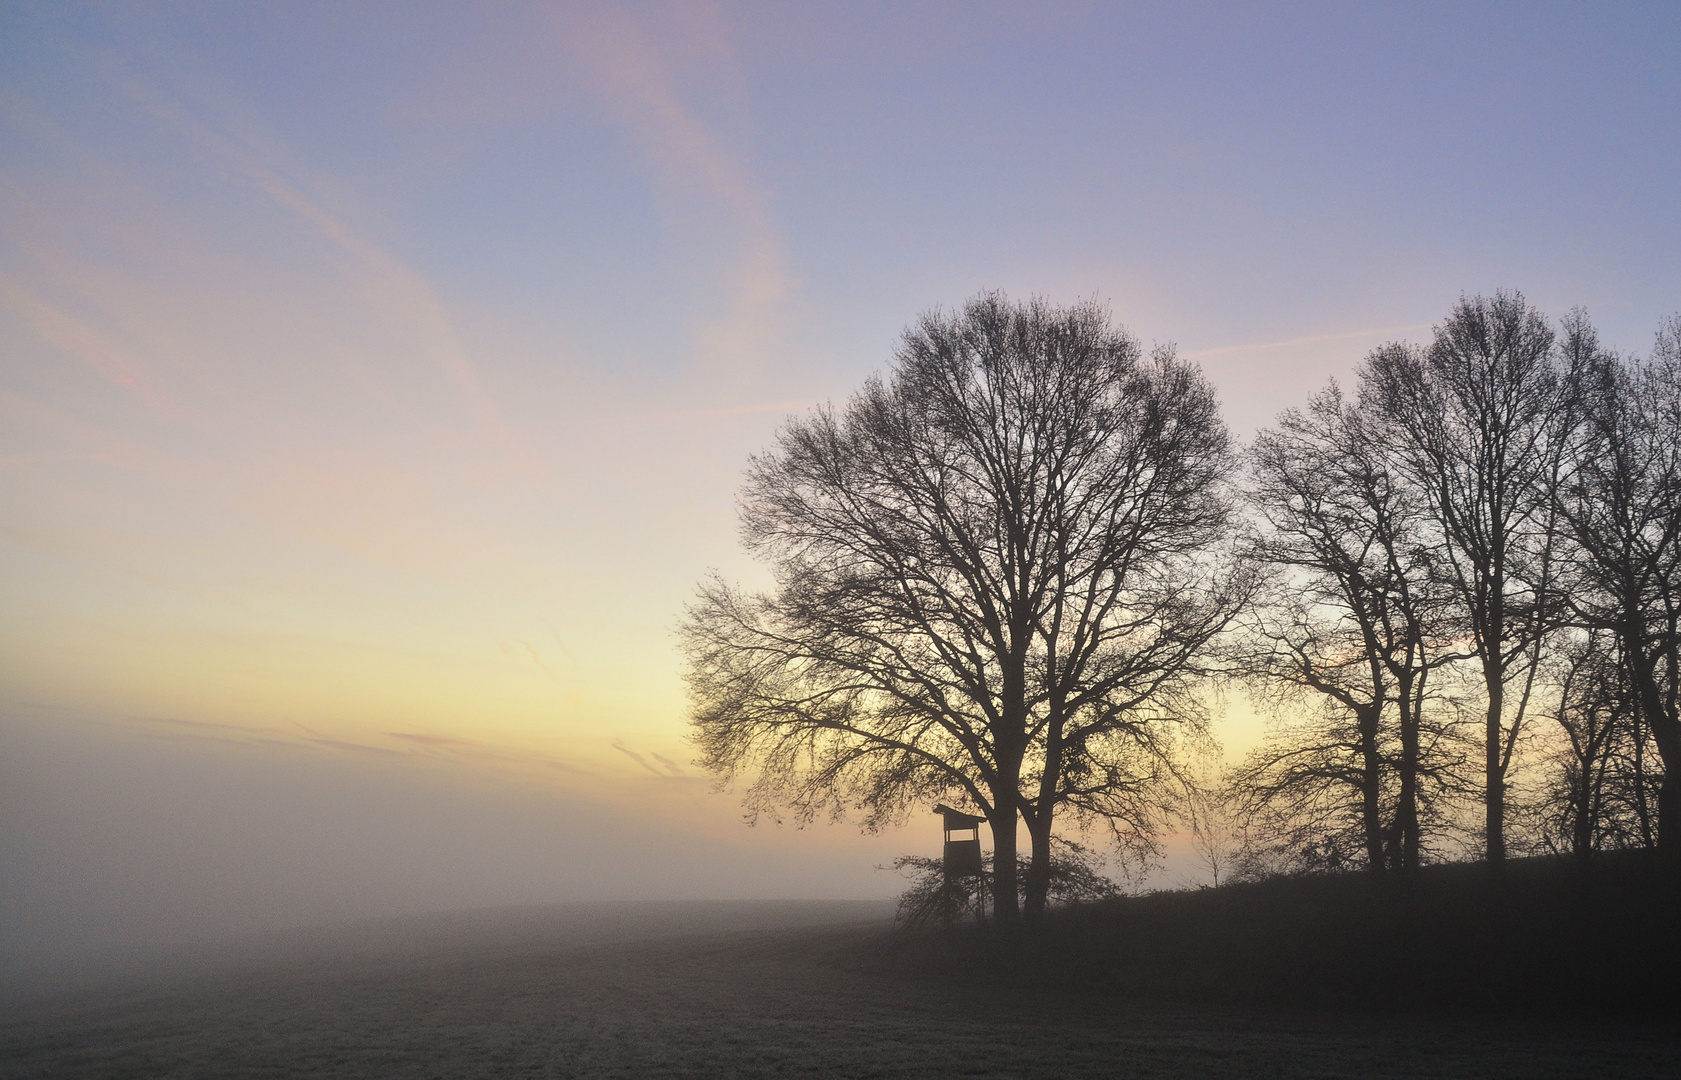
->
[1225,294,1681,884]
[688,286,1681,950]
[1177,769,1240,887]
[1359,292,1565,866]
[1527,629,1663,858]
[891,839,1120,930]
[1233,384,1468,876]
[1550,316,1681,850]
[683,292,1244,925]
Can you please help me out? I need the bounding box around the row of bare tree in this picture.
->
[681,291,1681,927]
[1232,294,1681,879]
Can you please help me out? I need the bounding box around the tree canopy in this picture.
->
[682,293,1243,923]
[687,289,1681,925]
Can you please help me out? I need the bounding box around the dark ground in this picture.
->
[959,854,1681,1017]
[2,894,1677,1078]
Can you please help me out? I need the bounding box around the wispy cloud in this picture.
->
[0,384,172,474]
[166,718,599,779]
[612,738,691,779]
[310,736,406,757]
[383,732,594,777]
[388,732,481,748]
[546,627,579,666]
[615,398,806,424]
[0,272,172,413]
[139,716,286,738]
[1180,323,1432,361]
[561,5,792,376]
[497,637,560,677]
[115,74,534,472]
[650,751,687,777]
[518,639,558,677]
[611,738,663,776]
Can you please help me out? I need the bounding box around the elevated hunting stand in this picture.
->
[934,803,987,925]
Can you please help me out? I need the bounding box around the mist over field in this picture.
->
[5,865,1678,1078]
[0,708,1231,981]
[0,710,905,979]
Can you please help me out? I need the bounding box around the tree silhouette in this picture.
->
[1551,316,1681,851]
[1361,293,1563,867]
[682,293,1243,924]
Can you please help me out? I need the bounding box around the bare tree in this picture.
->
[682,293,1242,925]
[1532,629,1659,860]
[1234,384,1462,875]
[1177,758,1240,888]
[1361,293,1562,867]
[1551,315,1681,851]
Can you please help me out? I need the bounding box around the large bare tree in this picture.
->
[1234,383,1461,875]
[682,293,1242,924]
[1552,315,1681,850]
[1361,293,1562,866]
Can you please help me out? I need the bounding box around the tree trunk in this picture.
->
[1572,777,1595,864]
[1633,712,1656,849]
[1485,667,1506,867]
[1622,621,1681,853]
[989,808,1020,925]
[1023,701,1065,925]
[1023,815,1053,924]
[1358,704,1385,875]
[1645,712,1681,854]
[1395,668,1421,875]
[1660,774,1680,854]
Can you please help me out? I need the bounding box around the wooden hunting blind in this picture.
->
[935,804,984,878]
[933,804,986,925]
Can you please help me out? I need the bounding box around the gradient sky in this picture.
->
[3,2,1679,960]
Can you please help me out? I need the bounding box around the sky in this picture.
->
[2,1,1679,964]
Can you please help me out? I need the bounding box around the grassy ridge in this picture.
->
[882,854,1681,1015]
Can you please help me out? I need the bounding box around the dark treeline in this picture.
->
[1232,292,1681,879]
[880,852,1681,1015]
[682,291,1681,933]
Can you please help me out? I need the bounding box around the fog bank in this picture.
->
[0,711,905,976]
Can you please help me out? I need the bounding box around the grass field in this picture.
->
[2,896,1677,1078]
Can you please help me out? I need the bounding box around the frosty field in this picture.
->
[2,900,1676,1079]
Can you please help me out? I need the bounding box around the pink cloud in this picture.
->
[557,5,792,376]
[1180,323,1433,361]
[1,275,171,411]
